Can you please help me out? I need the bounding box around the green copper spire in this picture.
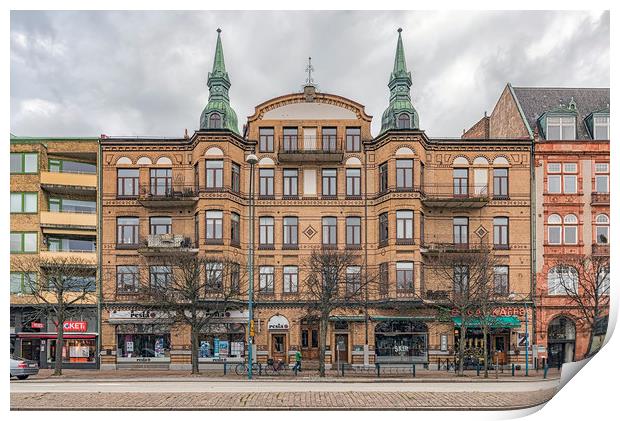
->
[380,28,419,134]
[200,28,239,134]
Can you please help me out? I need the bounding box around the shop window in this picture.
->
[49,339,96,364]
[199,330,245,359]
[117,332,170,359]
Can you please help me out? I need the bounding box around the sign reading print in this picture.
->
[267,314,290,330]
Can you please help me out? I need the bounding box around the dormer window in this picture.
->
[209,113,222,129]
[397,113,411,129]
[546,116,575,140]
[593,116,609,140]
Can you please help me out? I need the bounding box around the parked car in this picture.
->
[10,356,39,380]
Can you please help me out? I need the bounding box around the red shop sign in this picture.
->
[31,322,45,329]
[62,321,88,332]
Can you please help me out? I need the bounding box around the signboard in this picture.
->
[517,332,529,347]
[268,315,290,330]
[219,340,229,358]
[62,321,88,332]
[126,341,134,352]
[109,309,169,320]
[31,322,45,329]
[451,307,526,318]
[440,334,448,351]
[214,338,220,357]
[249,320,255,337]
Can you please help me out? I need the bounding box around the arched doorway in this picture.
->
[547,316,576,367]
[374,320,428,363]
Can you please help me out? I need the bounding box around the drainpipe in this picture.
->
[97,139,103,369]
[530,136,537,358]
[363,145,369,366]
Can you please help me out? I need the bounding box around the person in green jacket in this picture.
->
[293,350,302,372]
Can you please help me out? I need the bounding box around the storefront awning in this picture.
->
[452,316,521,329]
[329,316,366,322]
[371,316,435,322]
[16,332,97,339]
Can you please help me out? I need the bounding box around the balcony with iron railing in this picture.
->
[137,183,198,207]
[277,136,345,163]
[137,234,199,256]
[422,183,491,208]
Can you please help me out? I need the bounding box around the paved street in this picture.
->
[11,378,559,410]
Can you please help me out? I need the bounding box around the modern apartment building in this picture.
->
[97,29,534,370]
[10,135,100,369]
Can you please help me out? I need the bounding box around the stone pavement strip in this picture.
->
[11,389,557,410]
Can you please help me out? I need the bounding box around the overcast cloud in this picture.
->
[10,10,610,138]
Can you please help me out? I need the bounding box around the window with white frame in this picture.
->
[546,116,576,140]
[346,266,362,294]
[396,210,414,241]
[547,214,562,245]
[493,266,509,295]
[593,116,609,140]
[598,266,610,296]
[396,262,414,290]
[10,192,38,213]
[259,266,274,293]
[283,266,298,293]
[205,211,223,240]
[259,216,274,246]
[563,214,578,244]
[595,214,609,244]
[548,266,578,295]
[562,163,577,193]
[595,163,609,193]
[547,163,577,194]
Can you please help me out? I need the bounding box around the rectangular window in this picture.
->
[259,216,274,246]
[10,192,38,213]
[454,265,469,294]
[379,162,388,193]
[396,262,414,290]
[230,263,240,292]
[259,168,274,196]
[150,216,172,235]
[259,266,274,293]
[595,163,609,193]
[346,266,362,295]
[346,216,361,246]
[205,211,223,240]
[345,127,361,152]
[453,217,468,246]
[322,127,337,151]
[10,153,38,174]
[150,168,172,196]
[117,217,139,245]
[379,212,389,246]
[231,213,240,246]
[546,116,576,140]
[322,217,337,246]
[283,266,298,293]
[493,168,509,198]
[564,224,578,245]
[379,262,389,295]
[493,217,509,249]
[48,197,96,213]
[322,169,337,196]
[47,236,95,252]
[205,262,223,291]
[396,210,414,241]
[453,168,468,196]
[563,163,577,193]
[283,169,299,196]
[117,169,140,197]
[206,160,224,189]
[194,162,200,193]
[194,213,200,245]
[117,266,139,294]
[420,213,425,245]
[283,127,298,151]
[283,216,298,247]
[10,232,38,253]
[548,225,562,245]
[259,127,274,152]
[48,159,96,174]
[593,116,609,140]
[493,266,509,295]
[150,266,172,289]
[231,162,241,193]
[396,159,413,189]
[346,168,361,196]
[10,272,36,294]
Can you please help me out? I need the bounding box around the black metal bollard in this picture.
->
[558,360,561,371]
[446,359,450,372]
[412,363,416,377]
[223,362,227,375]
[476,362,480,376]
[341,362,345,377]
[544,361,548,379]
[512,364,515,376]
[375,362,380,377]
[438,359,441,370]
[259,363,262,376]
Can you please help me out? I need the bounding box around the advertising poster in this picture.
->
[213,337,220,357]
[219,340,229,358]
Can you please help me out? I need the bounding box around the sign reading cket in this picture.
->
[62,321,88,332]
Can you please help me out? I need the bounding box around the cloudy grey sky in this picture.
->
[10,10,609,138]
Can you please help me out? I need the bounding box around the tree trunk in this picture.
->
[318,315,329,377]
[458,326,466,376]
[585,327,595,358]
[191,324,200,374]
[483,325,489,378]
[54,319,64,376]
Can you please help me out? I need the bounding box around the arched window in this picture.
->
[548,266,578,295]
[595,214,609,244]
[209,113,222,129]
[548,316,576,340]
[116,157,132,165]
[397,113,411,129]
[563,214,578,245]
[547,214,562,244]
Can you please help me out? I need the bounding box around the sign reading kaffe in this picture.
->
[450,307,527,317]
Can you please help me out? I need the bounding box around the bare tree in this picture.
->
[144,254,247,374]
[12,255,97,376]
[551,254,610,357]
[301,248,377,377]
[423,245,509,377]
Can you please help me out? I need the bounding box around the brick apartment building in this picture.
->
[96,29,534,370]
[10,136,100,369]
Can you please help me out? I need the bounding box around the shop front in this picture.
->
[547,316,576,367]
[198,310,248,364]
[374,319,428,363]
[267,314,290,364]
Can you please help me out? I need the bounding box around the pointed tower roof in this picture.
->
[200,28,239,134]
[379,28,419,135]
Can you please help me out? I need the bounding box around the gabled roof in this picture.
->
[511,86,609,140]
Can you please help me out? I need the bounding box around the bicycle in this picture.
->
[234,361,260,376]
[263,358,287,375]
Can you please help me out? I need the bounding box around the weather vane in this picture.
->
[305,56,315,86]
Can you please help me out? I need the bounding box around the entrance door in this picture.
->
[493,335,507,365]
[301,325,319,361]
[335,334,348,364]
[21,339,41,366]
[548,343,564,367]
[271,334,287,363]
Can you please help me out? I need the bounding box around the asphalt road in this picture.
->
[11,378,559,393]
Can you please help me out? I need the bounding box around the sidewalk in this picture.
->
[26,367,561,382]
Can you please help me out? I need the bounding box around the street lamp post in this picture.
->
[246,154,258,380]
[510,291,530,377]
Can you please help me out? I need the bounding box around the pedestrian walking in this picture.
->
[293,350,302,372]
